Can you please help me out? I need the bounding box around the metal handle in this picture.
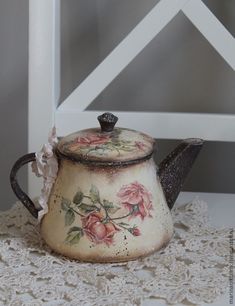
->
[10,153,40,218]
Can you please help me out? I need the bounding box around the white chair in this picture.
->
[28,0,235,219]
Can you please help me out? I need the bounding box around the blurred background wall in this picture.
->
[0,0,28,209]
[1,0,235,209]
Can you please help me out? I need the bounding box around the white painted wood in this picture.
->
[55,110,235,142]
[58,0,189,112]
[182,0,235,70]
[28,0,60,197]
[58,0,235,113]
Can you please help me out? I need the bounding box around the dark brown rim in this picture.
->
[55,148,153,167]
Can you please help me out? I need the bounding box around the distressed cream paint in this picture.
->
[41,157,173,262]
[11,114,202,262]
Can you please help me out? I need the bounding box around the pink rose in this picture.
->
[82,212,119,246]
[70,133,110,151]
[130,227,141,236]
[76,134,110,146]
[117,181,153,220]
[135,141,146,151]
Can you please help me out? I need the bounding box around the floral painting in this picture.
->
[117,182,153,220]
[63,129,148,157]
[60,181,153,246]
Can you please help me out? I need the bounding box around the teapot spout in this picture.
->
[158,138,203,210]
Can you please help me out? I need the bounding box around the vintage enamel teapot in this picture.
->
[10,113,203,262]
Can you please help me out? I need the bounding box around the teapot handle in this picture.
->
[10,153,39,218]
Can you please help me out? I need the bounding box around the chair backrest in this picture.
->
[28,0,235,196]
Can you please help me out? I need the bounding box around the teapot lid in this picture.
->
[56,113,155,165]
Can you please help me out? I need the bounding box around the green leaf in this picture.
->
[103,199,113,208]
[111,139,120,144]
[61,198,71,211]
[73,190,84,205]
[103,201,120,214]
[65,209,75,226]
[120,147,133,152]
[67,226,83,235]
[89,184,100,203]
[65,232,82,245]
[78,203,98,213]
[103,200,120,214]
[118,222,129,226]
[65,227,83,244]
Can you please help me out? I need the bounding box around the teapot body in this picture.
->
[41,157,173,262]
[10,113,203,263]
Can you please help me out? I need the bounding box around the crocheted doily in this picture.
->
[0,199,233,305]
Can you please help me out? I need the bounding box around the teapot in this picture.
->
[10,112,203,262]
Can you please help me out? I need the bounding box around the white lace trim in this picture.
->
[0,199,233,305]
[31,127,58,221]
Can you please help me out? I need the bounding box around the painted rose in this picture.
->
[129,227,141,236]
[117,181,153,220]
[70,133,110,151]
[82,212,119,246]
[135,141,146,151]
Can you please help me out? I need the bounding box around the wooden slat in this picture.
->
[28,0,60,197]
[55,110,235,142]
[58,0,189,112]
[182,0,235,70]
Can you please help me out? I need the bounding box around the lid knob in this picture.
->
[98,112,118,132]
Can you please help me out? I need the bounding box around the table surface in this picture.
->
[143,191,235,306]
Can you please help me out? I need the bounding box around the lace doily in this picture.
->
[0,199,233,305]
